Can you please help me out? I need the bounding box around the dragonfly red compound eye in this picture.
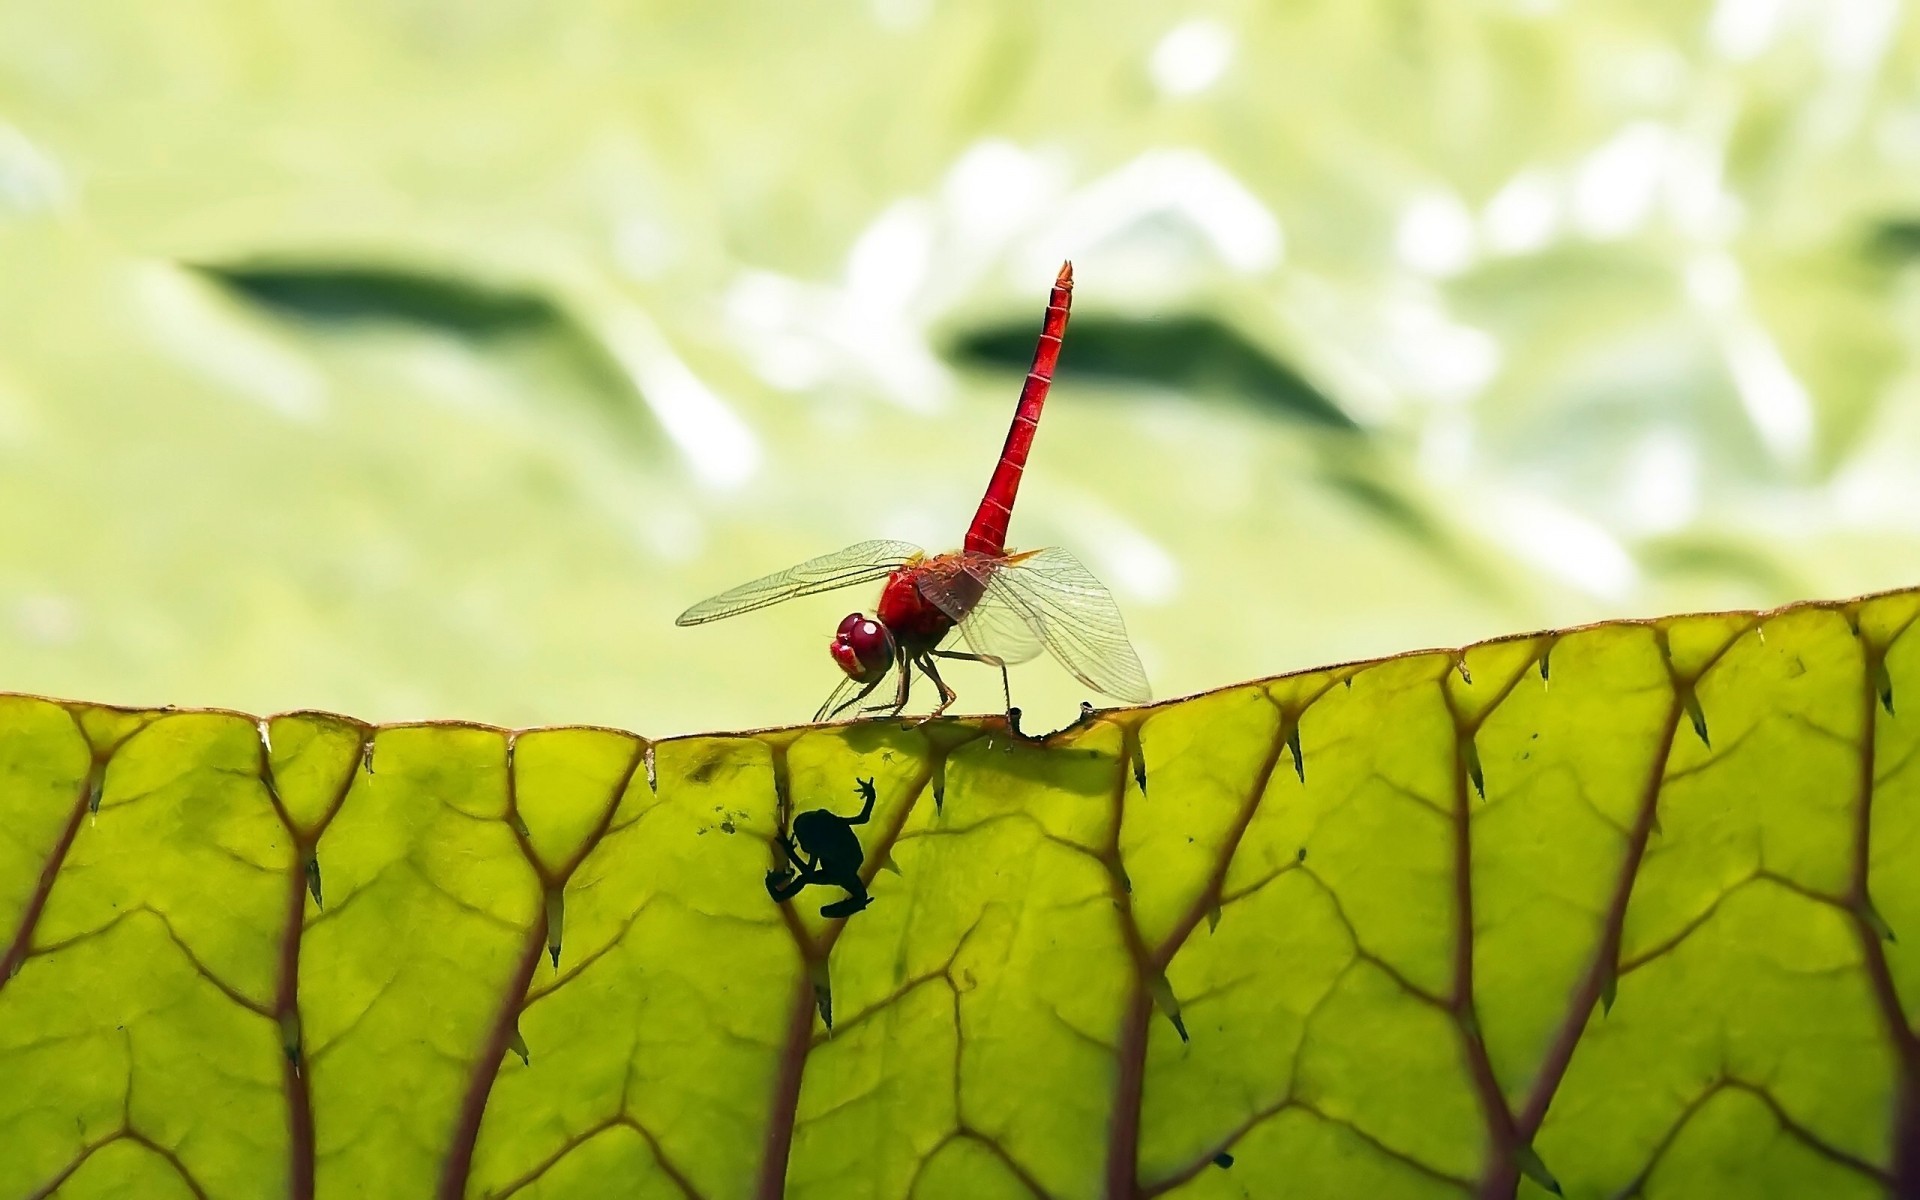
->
[830,613,895,683]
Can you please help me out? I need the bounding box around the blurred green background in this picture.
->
[1,0,1918,736]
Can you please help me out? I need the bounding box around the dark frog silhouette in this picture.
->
[766,778,877,919]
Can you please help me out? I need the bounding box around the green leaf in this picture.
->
[4,587,1920,1197]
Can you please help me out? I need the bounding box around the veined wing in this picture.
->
[984,547,1151,704]
[955,586,1046,665]
[911,553,991,622]
[912,555,1044,665]
[676,540,920,625]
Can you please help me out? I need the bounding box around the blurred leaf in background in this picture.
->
[1,0,1918,734]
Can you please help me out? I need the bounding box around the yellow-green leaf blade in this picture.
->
[2,588,1917,1197]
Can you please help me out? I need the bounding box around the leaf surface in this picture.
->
[4,589,1920,1198]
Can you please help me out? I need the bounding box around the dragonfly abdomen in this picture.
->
[963,261,1073,558]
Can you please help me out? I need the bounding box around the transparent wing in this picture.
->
[675,540,920,626]
[955,587,1047,665]
[911,555,990,623]
[984,547,1151,704]
[954,583,1047,666]
[911,555,1044,665]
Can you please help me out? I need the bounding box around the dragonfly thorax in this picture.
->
[830,613,896,683]
[875,567,965,646]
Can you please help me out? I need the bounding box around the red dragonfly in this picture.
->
[676,262,1150,723]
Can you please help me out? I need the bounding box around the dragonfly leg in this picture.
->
[910,655,959,725]
[933,649,1012,715]
[818,673,885,723]
[861,654,913,717]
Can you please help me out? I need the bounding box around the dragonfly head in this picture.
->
[831,613,895,683]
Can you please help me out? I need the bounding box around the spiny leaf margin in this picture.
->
[0,587,1917,1198]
